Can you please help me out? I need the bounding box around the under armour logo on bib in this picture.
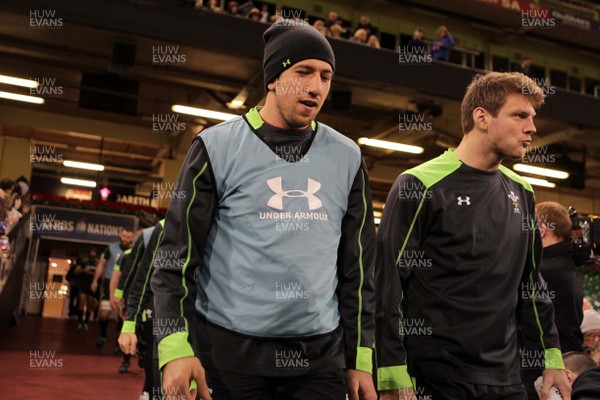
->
[267,177,323,210]
[457,196,471,206]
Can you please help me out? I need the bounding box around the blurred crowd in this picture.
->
[0,177,30,236]
[193,0,457,56]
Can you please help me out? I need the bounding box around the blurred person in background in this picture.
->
[532,352,599,400]
[226,1,241,17]
[522,202,583,399]
[324,10,339,28]
[350,28,368,45]
[91,228,133,350]
[431,25,455,61]
[589,342,600,365]
[581,308,600,352]
[313,19,329,36]
[75,249,100,331]
[208,0,222,12]
[562,352,597,385]
[0,179,21,227]
[0,188,7,235]
[571,360,600,399]
[367,34,380,49]
[0,179,14,197]
[356,15,374,36]
[0,179,21,235]
[66,253,81,318]
[405,27,426,53]
[536,201,584,352]
[248,7,260,21]
[259,4,270,23]
[15,176,31,214]
[518,57,533,77]
[118,220,163,400]
[329,23,346,39]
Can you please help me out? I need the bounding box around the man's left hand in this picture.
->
[346,369,377,400]
[541,369,571,400]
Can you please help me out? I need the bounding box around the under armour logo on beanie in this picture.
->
[263,21,336,92]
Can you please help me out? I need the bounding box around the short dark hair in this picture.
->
[0,179,15,192]
[15,176,29,185]
[138,211,159,229]
[563,351,597,375]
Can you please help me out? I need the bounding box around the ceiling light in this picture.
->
[358,137,424,154]
[172,105,238,121]
[513,163,569,179]
[0,74,39,88]
[63,160,105,171]
[0,91,44,104]
[522,176,557,188]
[228,99,245,109]
[60,177,97,188]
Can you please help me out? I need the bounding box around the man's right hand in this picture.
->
[163,356,212,400]
[118,332,137,355]
[91,280,97,292]
[380,388,417,400]
[110,295,123,310]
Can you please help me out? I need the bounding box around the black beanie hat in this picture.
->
[263,21,335,92]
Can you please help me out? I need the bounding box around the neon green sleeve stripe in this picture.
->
[122,320,136,334]
[132,229,164,325]
[528,217,548,351]
[355,169,367,363]
[377,365,413,390]
[545,348,565,369]
[395,190,427,266]
[158,332,195,370]
[157,162,206,371]
[179,162,209,332]
[114,288,123,299]
[356,346,373,373]
[122,240,144,291]
[114,264,120,272]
